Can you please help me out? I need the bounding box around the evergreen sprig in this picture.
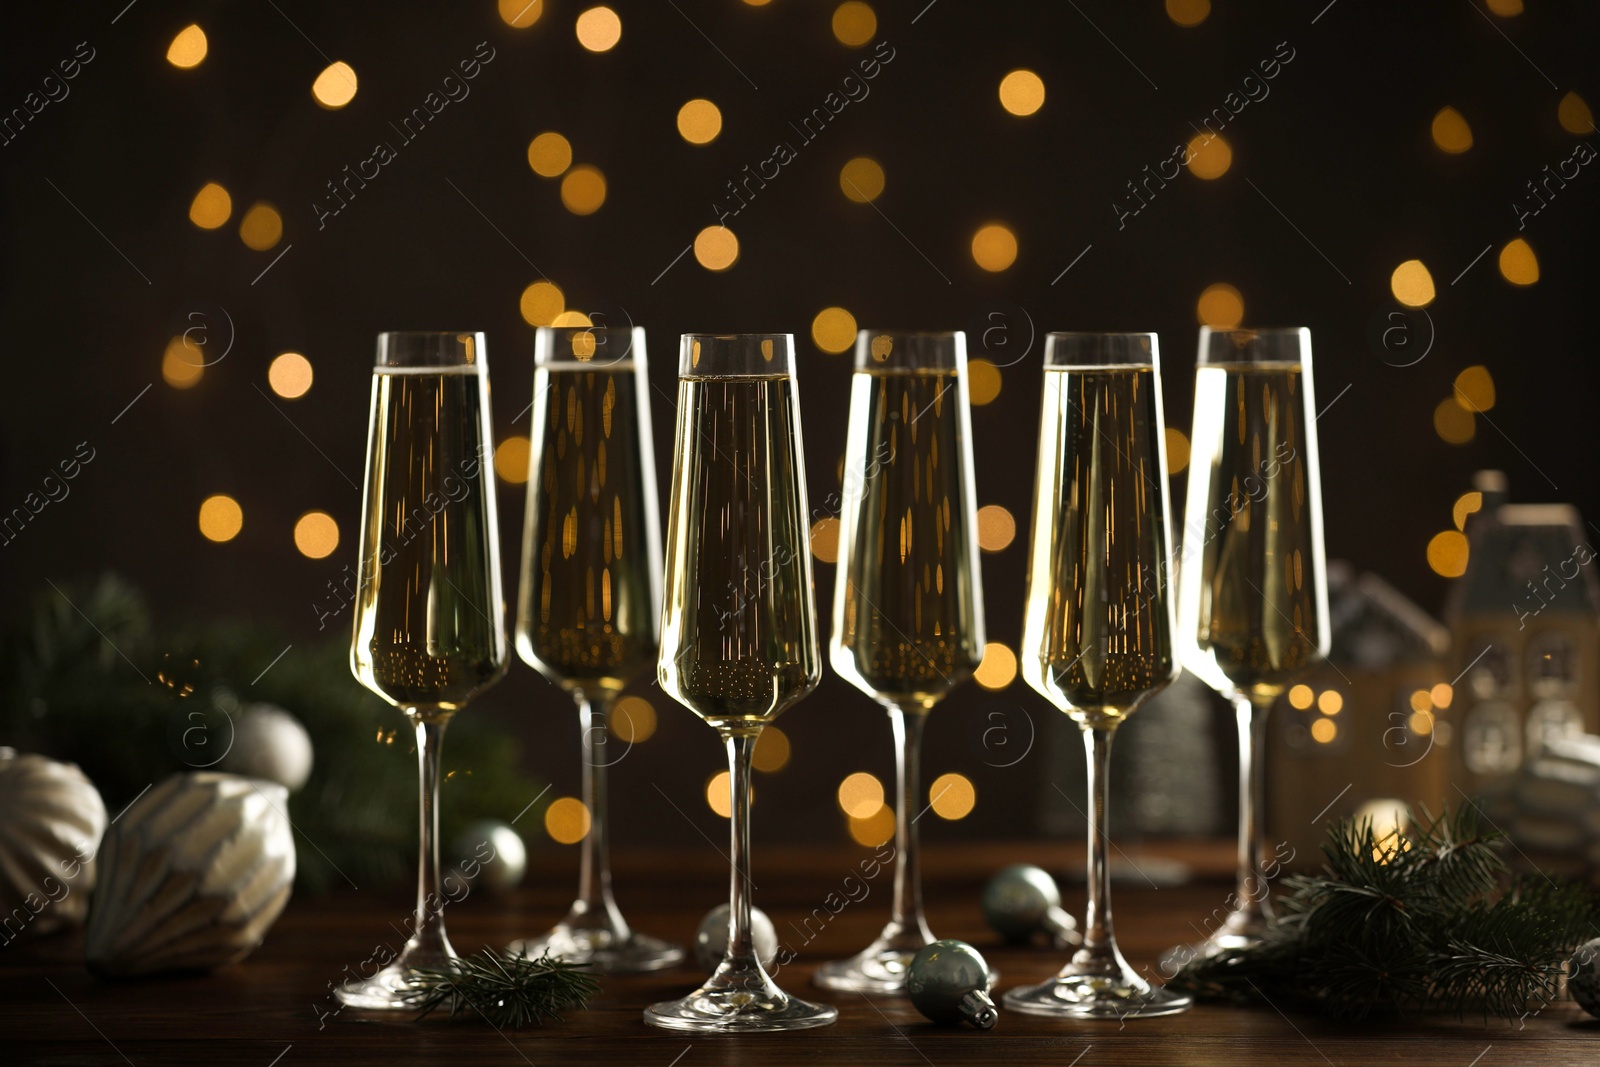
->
[1171,806,1598,1022]
[403,950,601,1028]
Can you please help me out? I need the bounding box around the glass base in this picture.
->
[335,960,440,1011]
[815,944,998,995]
[510,924,684,974]
[1003,971,1192,1020]
[644,986,839,1033]
[1159,907,1267,974]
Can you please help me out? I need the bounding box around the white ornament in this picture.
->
[220,704,314,792]
[1570,936,1600,1017]
[0,751,106,938]
[86,772,296,976]
[694,903,778,971]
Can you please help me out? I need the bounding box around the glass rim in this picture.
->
[1197,325,1311,367]
[374,331,486,370]
[1198,325,1312,340]
[1042,331,1158,369]
[534,325,644,368]
[678,332,795,377]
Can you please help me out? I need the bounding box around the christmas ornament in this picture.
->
[1569,937,1600,1017]
[906,940,997,1029]
[447,819,527,895]
[0,750,106,937]
[694,903,778,971]
[219,703,314,793]
[85,772,295,976]
[981,864,1080,946]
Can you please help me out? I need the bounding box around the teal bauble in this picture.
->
[1570,937,1600,1017]
[907,940,997,1029]
[981,863,1080,946]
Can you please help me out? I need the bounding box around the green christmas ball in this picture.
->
[907,940,997,1029]
[694,903,778,971]
[982,863,1079,946]
[1570,937,1600,1017]
[446,820,527,896]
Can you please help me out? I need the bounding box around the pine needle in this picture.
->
[403,949,601,1028]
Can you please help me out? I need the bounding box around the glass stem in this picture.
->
[1231,695,1274,926]
[713,730,775,992]
[406,715,455,968]
[885,705,934,947]
[1078,724,1118,964]
[569,690,627,935]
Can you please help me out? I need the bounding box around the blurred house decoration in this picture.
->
[1445,471,1600,795]
[1487,733,1600,883]
[1265,561,1453,866]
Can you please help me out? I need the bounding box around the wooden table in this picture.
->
[4,842,1595,1065]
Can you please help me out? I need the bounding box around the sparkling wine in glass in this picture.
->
[510,326,683,971]
[1004,332,1191,1020]
[1163,327,1330,968]
[644,333,837,1033]
[814,330,985,994]
[340,331,509,1009]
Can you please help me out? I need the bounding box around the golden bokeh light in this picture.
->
[576,6,623,52]
[311,62,358,109]
[1430,107,1473,153]
[974,641,1017,691]
[527,132,573,178]
[753,726,791,773]
[1165,427,1191,475]
[1453,365,1496,412]
[268,352,314,399]
[520,280,564,326]
[1288,684,1315,710]
[238,202,283,251]
[1433,398,1476,445]
[705,771,733,817]
[1409,710,1434,736]
[551,310,593,327]
[848,805,895,847]
[1409,689,1433,714]
[545,797,592,843]
[976,505,1016,552]
[1318,690,1344,715]
[493,435,532,484]
[1431,683,1454,709]
[1427,530,1470,578]
[695,226,740,271]
[498,0,545,28]
[166,24,208,69]
[1486,0,1523,14]
[743,0,774,5]
[1389,259,1436,308]
[198,494,243,543]
[832,2,877,47]
[162,335,204,389]
[560,165,607,215]
[1311,718,1338,744]
[811,307,858,353]
[1498,237,1539,286]
[293,511,340,560]
[1196,282,1244,328]
[998,69,1045,117]
[1559,91,1594,135]
[1185,133,1232,179]
[810,517,841,563]
[611,696,657,743]
[1166,0,1211,27]
[677,98,723,145]
[1452,491,1482,531]
[967,358,1001,405]
[929,773,976,820]
[839,157,885,203]
[188,183,231,229]
[837,772,885,819]
[971,223,1018,272]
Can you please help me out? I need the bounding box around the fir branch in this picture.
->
[403,950,601,1028]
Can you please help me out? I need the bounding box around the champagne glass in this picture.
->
[815,330,985,994]
[1004,332,1190,1019]
[1164,327,1330,967]
[510,326,684,971]
[645,333,837,1032]
[340,331,509,1009]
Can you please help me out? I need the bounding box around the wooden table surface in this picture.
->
[3,841,1596,1066]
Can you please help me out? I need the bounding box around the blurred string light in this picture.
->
[1318,690,1343,715]
[929,773,975,820]
[967,358,1001,405]
[1498,237,1539,286]
[1486,0,1523,15]
[198,494,243,542]
[1288,684,1314,710]
[520,280,564,325]
[1559,91,1594,134]
[294,511,339,559]
[1430,106,1473,153]
[1433,398,1475,445]
[238,202,283,251]
[742,0,774,6]
[1452,491,1483,530]
[166,24,207,69]
[576,6,623,53]
[695,226,739,271]
[832,2,877,47]
[998,70,1045,117]
[810,517,840,563]
[1184,133,1231,179]
[837,772,884,818]
[705,771,733,817]
[811,306,857,353]
[268,352,313,399]
[1427,530,1470,577]
[611,696,656,742]
[545,797,591,843]
[311,62,358,109]
[973,641,1017,690]
[498,0,545,28]
[1389,259,1435,307]
[1454,366,1496,412]
[188,183,231,229]
[162,336,204,389]
[849,805,894,846]
[1196,282,1244,328]
[1165,427,1191,474]
[1311,717,1337,743]
[753,726,791,772]
[494,436,532,484]
[1431,683,1454,708]
[551,310,592,327]
[677,99,722,145]
[560,165,607,215]
[970,223,1017,271]
[839,157,884,203]
[1166,0,1211,27]
[527,132,573,177]
[976,505,1015,552]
